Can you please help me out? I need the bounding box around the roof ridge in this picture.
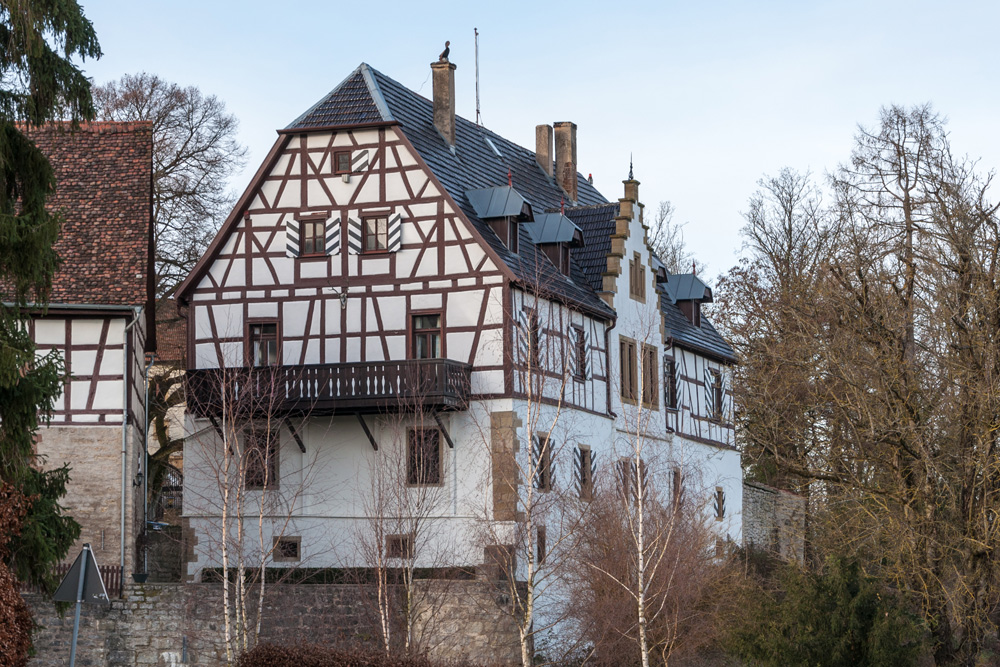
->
[558,202,619,212]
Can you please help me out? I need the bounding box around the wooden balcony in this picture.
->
[186,359,472,417]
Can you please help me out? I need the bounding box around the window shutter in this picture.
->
[346,217,363,255]
[351,149,370,172]
[516,309,530,364]
[387,213,403,252]
[286,219,301,258]
[704,366,715,418]
[674,358,682,408]
[325,217,341,255]
[720,370,730,422]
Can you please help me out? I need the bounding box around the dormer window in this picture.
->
[666,274,714,328]
[508,219,519,254]
[466,185,533,254]
[679,301,701,328]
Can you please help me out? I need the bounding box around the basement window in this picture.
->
[272,536,300,562]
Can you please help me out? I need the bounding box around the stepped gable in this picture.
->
[291,63,615,320]
[563,202,736,363]
[24,122,154,310]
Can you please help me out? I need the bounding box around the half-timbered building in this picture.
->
[176,58,740,581]
[25,122,155,583]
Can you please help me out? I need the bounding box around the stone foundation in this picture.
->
[27,581,520,666]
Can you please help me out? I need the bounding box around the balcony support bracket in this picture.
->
[434,413,455,449]
[355,413,378,451]
[284,418,306,453]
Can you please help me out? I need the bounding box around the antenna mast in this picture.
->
[475,27,481,125]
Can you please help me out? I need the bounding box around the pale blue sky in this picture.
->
[82,1,1000,279]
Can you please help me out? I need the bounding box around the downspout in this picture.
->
[605,317,618,419]
[121,306,143,590]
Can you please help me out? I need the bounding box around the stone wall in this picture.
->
[27,580,520,666]
[742,480,806,561]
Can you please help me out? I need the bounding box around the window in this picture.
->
[709,369,724,421]
[508,219,519,254]
[536,526,547,565]
[335,151,352,174]
[665,358,678,409]
[272,536,300,562]
[620,338,637,402]
[560,244,571,276]
[617,458,647,504]
[363,216,388,252]
[527,310,540,368]
[532,434,552,491]
[301,219,325,256]
[576,446,593,501]
[714,487,726,521]
[245,428,278,489]
[641,344,659,408]
[407,429,441,485]
[629,252,646,301]
[412,313,442,359]
[715,537,726,558]
[573,327,587,381]
[248,321,279,367]
[386,534,414,560]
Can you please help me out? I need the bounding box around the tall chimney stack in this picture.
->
[535,124,554,178]
[431,60,457,146]
[554,121,578,203]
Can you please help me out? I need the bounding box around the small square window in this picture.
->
[272,536,300,562]
[386,534,414,560]
[363,216,388,252]
[335,151,352,174]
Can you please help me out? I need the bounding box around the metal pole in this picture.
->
[68,545,89,667]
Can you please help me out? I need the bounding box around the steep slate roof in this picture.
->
[22,122,153,310]
[564,203,736,364]
[290,64,615,320]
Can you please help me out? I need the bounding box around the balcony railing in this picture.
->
[186,359,472,416]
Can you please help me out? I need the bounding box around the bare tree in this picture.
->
[647,201,703,275]
[93,73,248,299]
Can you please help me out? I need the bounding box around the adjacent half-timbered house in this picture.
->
[25,122,155,584]
[176,59,739,581]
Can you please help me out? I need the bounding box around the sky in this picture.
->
[81,0,1000,283]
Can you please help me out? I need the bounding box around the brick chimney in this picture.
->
[554,121,578,203]
[431,60,457,146]
[535,124,554,178]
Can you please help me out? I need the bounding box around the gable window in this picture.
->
[665,358,678,409]
[272,536,300,562]
[412,313,442,359]
[620,337,637,402]
[301,219,325,256]
[248,321,279,367]
[363,216,389,252]
[533,434,553,492]
[629,252,646,301]
[386,534,414,560]
[641,344,659,408]
[245,428,278,490]
[573,326,587,381]
[408,429,441,485]
[335,151,352,174]
[576,445,593,501]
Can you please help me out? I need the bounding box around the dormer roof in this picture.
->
[665,273,714,303]
[524,213,583,246]
[466,186,533,220]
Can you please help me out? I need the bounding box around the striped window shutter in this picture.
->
[346,217,363,255]
[351,149,370,172]
[387,212,403,252]
[674,357,682,408]
[720,370,731,422]
[325,217,341,255]
[286,219,300,257]
[516,309,530,364]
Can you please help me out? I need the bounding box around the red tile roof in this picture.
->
[24,122,153,309]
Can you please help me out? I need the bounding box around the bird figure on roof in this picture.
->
[439,41,450,62]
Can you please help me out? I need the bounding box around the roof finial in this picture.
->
[692,260,697,275]
[561,197,565,215]
[629,153,633,181]
[439,41,451,62]
[508,168,512,187]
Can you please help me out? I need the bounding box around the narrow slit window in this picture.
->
[620,338,637,401]
[573,327,586,381]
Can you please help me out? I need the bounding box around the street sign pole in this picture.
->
[54,543,109,667]
[68,544,89,667]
